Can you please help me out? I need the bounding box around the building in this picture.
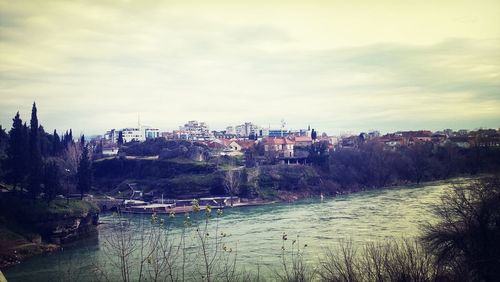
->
[181,120,211,140]
[228,122,260,137]
[102,144,119,156]
[236,140,256,150]
[400,131,433,145]
[145,128,160,139]
[263,137,294,158]
[447,136,472,148]
[104,129,119,144]
[121,127,145,143]
[226,126,235,135]
[293,136,313,147]
[267,129,293,138]
[340,135,361,149]
[228,141,242,151]
[104,122,161,144]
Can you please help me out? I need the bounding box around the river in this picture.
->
[3,180,457,281]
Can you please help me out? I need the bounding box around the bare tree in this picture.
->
[274,233,316,282]
[92,202,241,282]
[422,176,500,281]
[318,239,439,282]
[62,141,81,174]
[224,168,240,207]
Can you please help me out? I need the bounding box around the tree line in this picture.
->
[306,140,500,191]
[0,102,92,202]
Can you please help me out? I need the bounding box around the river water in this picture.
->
[4,180,457,281]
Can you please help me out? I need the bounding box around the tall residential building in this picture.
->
[226,126,235,135]
[181,120,211,140]
[232,122,260,137]
[104,129,119,143]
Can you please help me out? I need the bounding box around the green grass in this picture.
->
[0,195,98,223]
[165,157,207,165]
[40,199,99,216]
[168,174,215,185]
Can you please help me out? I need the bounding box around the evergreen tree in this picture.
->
[117,131,124,145]
[311,129,317,140]
[5,112,29,191]
[77,135,91,200]
[28,102,43,199]
[0,125,8,158]
[0,125,8,180]
[63,130,69,147]
[52,129,61,156]
[38,125,51,157]
[43,161,61,204]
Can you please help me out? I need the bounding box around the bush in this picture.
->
[318,239,440,282]
[422,176,500,281]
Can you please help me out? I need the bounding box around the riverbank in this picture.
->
[0,226,60,268]
[277,175,478,202]
[0,195,99,268]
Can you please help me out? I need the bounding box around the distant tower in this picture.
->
[280,119,286,137]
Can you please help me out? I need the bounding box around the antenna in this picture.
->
[138,113,141,128]
[281,119,286,137]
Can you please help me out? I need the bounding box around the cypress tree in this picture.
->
[52,129,61,156]
[43,161,61,204]
[63,130,69,148]
[28,102,43,199]
[311,129,317,140]
[6,112,29,192]
[77,135,91,200]
[117,131,124,145]
[0,126,8,180]
[38,125,50,157]
[0,125,8,158]
[0,125,9,181]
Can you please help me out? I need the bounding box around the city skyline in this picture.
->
[1,0,499,135]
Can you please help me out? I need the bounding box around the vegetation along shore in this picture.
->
[0,103,499,280]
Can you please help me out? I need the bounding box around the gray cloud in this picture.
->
[0,1,499,135]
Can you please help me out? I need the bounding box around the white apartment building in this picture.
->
[226,126,235,135]
[181,120,211,140]
[233,122,260,137]
[104,129,119,143]
[145,128,160,139]
[122,127,145,143]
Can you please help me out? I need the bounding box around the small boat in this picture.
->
[121,203,175,214]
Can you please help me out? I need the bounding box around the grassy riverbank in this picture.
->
[0,194,98,268]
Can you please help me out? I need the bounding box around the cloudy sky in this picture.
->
[1,0,499,136]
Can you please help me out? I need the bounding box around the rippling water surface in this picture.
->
[4,180,458,281]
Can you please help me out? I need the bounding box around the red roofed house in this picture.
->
[228,141,242,151]
[293,136,313,147]
[236,140,256,150]
[263,137,295,158]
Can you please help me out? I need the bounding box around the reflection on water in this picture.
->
[4,180,457,281]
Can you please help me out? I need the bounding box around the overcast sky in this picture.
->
[1,0,499,136]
